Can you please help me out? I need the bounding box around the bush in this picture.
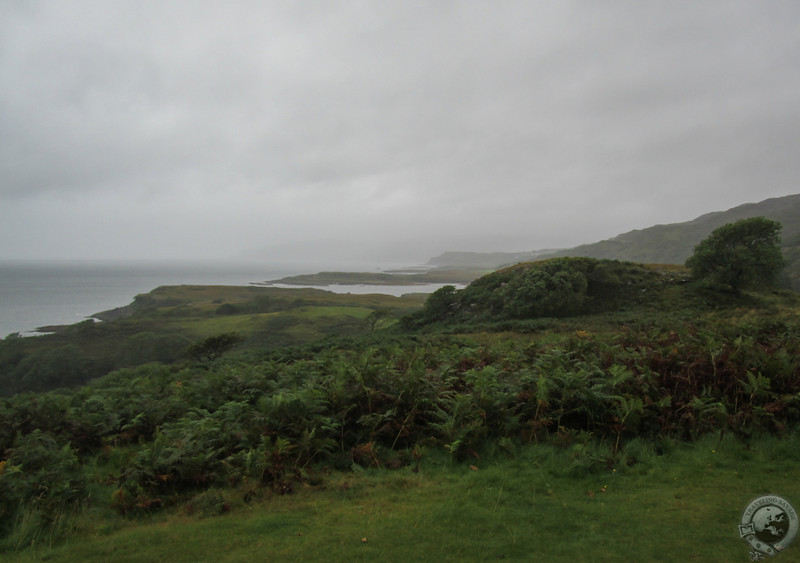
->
[0,430,86,543]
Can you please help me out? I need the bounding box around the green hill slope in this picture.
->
[545,194,800,286]
[426,194,800,287]
[403,257,695,330]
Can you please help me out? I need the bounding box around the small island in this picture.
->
[257,268,487,286]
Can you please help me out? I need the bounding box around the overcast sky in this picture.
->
[1,1,799,264]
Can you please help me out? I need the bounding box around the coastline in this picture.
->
[1,261,480,337]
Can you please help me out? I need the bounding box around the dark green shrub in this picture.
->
[502,261,589,318]
[13,345,92,391]
[0,430,85,543]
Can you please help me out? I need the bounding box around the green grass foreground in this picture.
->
[9,433,800,562]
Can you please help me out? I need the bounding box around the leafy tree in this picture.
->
[425,285,459,318]
[187,333,243,362]
[686,217,786,293]
[402,285,460,328]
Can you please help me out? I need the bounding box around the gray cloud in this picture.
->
[2,1,799,262]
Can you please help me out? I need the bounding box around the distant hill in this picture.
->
[429,194,800,288]
[544,194,800,288]
[426,250,558,268]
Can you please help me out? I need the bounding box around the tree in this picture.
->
[686,217,785,293]
[420,285,460,322]
[401,285,460,329]
[187,333,243,362]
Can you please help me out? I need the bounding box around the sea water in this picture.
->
[0,260,447,337]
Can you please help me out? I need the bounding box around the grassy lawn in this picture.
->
[9,434,798,562]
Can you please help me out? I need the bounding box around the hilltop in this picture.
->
[403,258,694,331]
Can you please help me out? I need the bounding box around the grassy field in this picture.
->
[8,434,799,562]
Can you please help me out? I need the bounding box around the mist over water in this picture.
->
[0,259,438,337]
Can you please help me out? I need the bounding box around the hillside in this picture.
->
[425,249,557,268]
[403,258,695,330]
[0,285,426,396]
[428,194,800,287]
[3,256,800,559]
[546,194,800,278]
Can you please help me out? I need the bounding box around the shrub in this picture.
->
[0,430,86,543]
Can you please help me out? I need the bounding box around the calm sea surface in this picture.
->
[0,260,445,337]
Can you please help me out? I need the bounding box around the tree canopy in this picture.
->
[686,216,785,293]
